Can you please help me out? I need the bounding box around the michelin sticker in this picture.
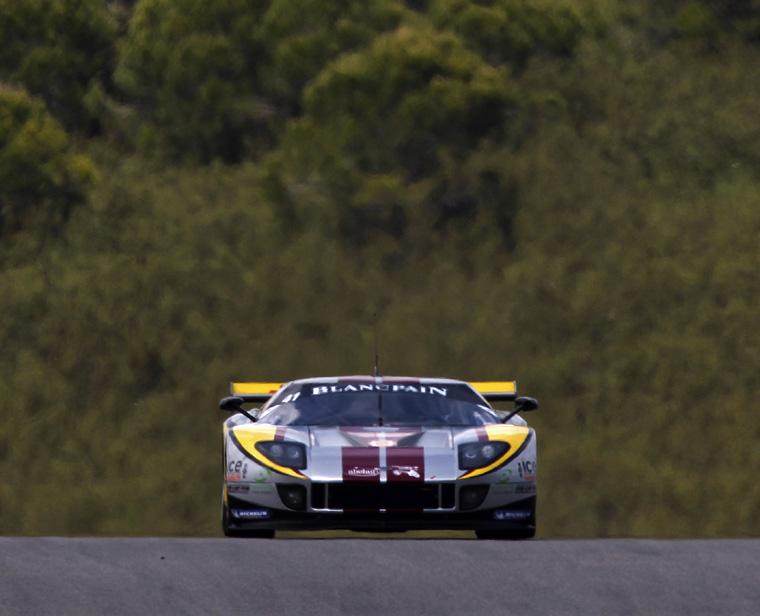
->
[232,509,270,519]
[494,510,532,521]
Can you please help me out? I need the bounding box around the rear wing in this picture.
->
[230,382,284,403]
[469,381,517,402]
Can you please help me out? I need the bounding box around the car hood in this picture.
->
[301,426,456,482]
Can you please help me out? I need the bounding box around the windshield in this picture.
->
[258,381,499,426]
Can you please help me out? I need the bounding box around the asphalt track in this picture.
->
[1,538,758,616]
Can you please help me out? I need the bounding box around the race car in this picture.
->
[220,376,538,539]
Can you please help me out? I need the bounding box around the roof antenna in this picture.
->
[373,312,380,377]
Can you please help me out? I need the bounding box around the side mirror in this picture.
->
[220,396,245,412]
[514,396,538,412]
[219,396,259,422]
[501,396,538,423]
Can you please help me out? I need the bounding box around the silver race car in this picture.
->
[220,376,538,539]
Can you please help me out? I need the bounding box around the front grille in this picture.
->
[312,482,455,511]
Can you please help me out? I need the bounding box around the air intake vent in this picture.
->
[311,483,455,511]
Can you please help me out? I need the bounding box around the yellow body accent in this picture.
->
[231,382,285,396]
[469,381,516,396]
[230,424,305,478]
[458,424,530,479]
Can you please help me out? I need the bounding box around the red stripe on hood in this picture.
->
[342,447,381,482]
[386,447,424,482]
[274,427,287,441]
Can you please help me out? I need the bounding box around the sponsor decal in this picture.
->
[494,510,532,521]
[493,484,517,494]
[252,468,272,483]
[515,484,536,494]
[227,484,250,494]
[312,384,447,396]
[226,474,242,481]
[343,447,381,482]
[517,460,537,481]
[232,509,270,519]
[391,466,421,479]
[342,444,424,482]
[386,447,425,483]
[227,460,249,479]
[347,467,381,478]
[249,484,275,493]
[496,469,513,484]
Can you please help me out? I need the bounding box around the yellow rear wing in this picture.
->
[469,381,517,402]
[230,382,285,402]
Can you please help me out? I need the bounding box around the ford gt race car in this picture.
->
[220,376,538,539]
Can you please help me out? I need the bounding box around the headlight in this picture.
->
[255,441,307,470]
[458,441,510,470]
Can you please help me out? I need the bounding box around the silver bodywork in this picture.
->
[221,376,537,537]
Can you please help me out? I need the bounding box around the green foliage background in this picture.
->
[2,0,760,537]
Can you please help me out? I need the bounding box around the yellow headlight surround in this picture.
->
[457,425,531,479]
[228,425,306,478]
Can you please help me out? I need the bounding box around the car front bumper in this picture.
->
[225,490,536,533]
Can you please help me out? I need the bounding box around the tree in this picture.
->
[427,0,589,70]
[0,0,117,132]
[115,0,411,163]
[0,86,95,246]
[266,25,519,247]
[257,0,406,116]
[114,0,271,163]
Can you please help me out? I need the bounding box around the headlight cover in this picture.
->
[255,441,307,470]
[458,441,510,470]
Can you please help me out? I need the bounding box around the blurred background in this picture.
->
[1,0,759,537]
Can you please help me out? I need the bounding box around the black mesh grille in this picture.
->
[312,483,455,511]
[441,483,456,509]
[311,483,327,509]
